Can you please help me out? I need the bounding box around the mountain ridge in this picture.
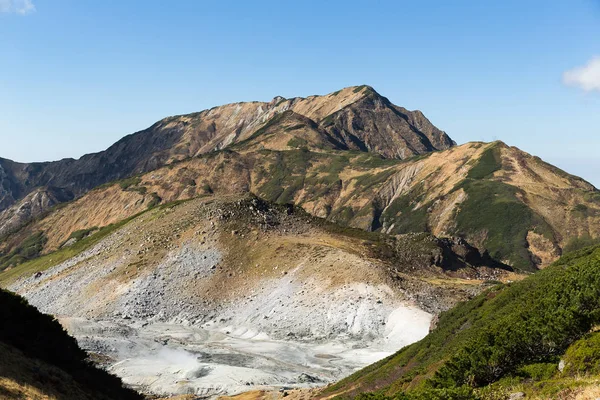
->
[0,86,598,273]
[0,85,453,230]
[1,139,598,274]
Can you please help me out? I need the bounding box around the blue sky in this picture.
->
[1,0,599,186]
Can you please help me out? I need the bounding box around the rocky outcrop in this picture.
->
[0,187,74,238]
[319,88,454,159]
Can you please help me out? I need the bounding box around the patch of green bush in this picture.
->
[352,386,478,400]
[353,169,397,192]
[563,235,600,254]
[146,192,162,209]
[258,149,313,204]
[380,184,429,234]
[287,137,308,148]
[0,231,47,272]
[515,363,558,381]
[118,176,142,190]
[353,85,371,94]
[284,124,305,132]
[352,153,400,169]
[453,180,553,271]
[67,227,98,242]
[562,332,600,376]
[322,114,336,127]
[467,147,502,180]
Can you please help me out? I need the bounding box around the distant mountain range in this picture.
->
[0,86,598,272]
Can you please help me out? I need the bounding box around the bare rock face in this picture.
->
[319,87,454,159]
[0,187,74,237]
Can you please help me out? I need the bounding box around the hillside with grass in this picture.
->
[1,137,598,275]
[321,244,600,399]
[0,288,141,400]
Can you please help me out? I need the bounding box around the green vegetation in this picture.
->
[351,152,401,169]
[380,183,429,234]
[563,235,600,254]
[287,137,308,148]
[562,332,600,376]
[330,206,356,225]
[93,175,147,194]
[146,192,162,209]
[284,124,305,132]
[453,180,553,271]
[515,362,558,381]
[327,245,600,399]
[467,146,502,180]
[258,149,353,204]
[117,176,142,190]
[66,227,98,242]
[583,191,600,203]
[0,231,47,272]
[322,113,336,127]
[0,289,141,399]
[353,169,397,191]
[201,183,213,194]
[354,386,476,400]
[258,149,312,204]
[571,203,598,218]
[353,85,371,94]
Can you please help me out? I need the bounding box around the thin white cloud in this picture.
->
[0,0,35,15]
[563,57,600,92]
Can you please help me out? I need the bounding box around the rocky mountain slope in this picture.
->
[320,244,600,400]
[2,86,597,271]
[0,85,453,235]
[0,288,141,400]
[2,195,500,397]
[1,139,598,273]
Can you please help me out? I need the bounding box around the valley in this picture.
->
[4,195,487,397]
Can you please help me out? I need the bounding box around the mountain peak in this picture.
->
[269,95,286,106]
[0,86,456,220]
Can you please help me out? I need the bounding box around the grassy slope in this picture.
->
[2,140,598,280]
[324,244,600,399]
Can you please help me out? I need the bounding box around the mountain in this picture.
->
[2,195,498,397]
[1,86,597,273]
[1,140,597,273]
[320,244,600,399]
[0,85,453,234]
[0,288,141,400]
[1,85,599,398]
